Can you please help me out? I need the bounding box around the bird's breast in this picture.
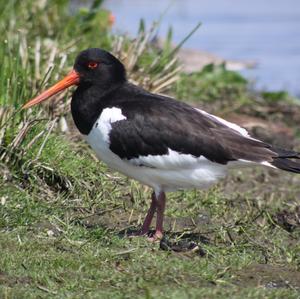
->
[85,106,127,159]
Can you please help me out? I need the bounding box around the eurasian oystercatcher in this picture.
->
[23,48,300,241]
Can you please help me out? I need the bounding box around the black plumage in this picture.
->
[69,48,300,173]
[71,74,298,169]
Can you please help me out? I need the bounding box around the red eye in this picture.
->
[87,62,98,69]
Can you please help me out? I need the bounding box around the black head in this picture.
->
[22,48,127,111]
[74,48,126,88]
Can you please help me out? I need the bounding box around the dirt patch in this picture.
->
[77,208,211,232]
[273,207,300,232]
[160,237,207,256]
[234,264,300,289]
[164,212,211,232]
[79,209,135,230]
[0,271,33,287]
[33,220,62,236]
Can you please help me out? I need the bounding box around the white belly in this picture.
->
[85,110,227,193]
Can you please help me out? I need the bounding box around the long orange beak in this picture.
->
[22,69,80,109]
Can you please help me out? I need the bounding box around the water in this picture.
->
[103,0,300,96]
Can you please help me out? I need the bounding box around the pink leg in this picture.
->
[148,191,166,242]
[139,192,157,235]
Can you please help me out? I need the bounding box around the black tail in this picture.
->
[270,147,300,173]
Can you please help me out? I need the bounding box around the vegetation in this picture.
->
[0,1,299,298]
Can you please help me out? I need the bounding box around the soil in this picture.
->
[0,271,33,287]
[234,264,300,289]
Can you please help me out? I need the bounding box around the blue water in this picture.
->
[103,0,300,96]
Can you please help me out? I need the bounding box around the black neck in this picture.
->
[71,81,124,135]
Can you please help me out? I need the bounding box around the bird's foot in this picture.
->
[147,230,163,242]
[127,229,163,242]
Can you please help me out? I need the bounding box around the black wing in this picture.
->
[107,86,277,165]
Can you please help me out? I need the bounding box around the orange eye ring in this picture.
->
[88,62,98,69]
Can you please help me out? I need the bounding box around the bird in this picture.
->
[23,48,300,241]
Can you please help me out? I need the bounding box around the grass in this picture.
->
[1,152,300,298]
[1,1,300,298]
[174,64,249,105]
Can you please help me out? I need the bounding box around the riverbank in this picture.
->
[104,0,300,96]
